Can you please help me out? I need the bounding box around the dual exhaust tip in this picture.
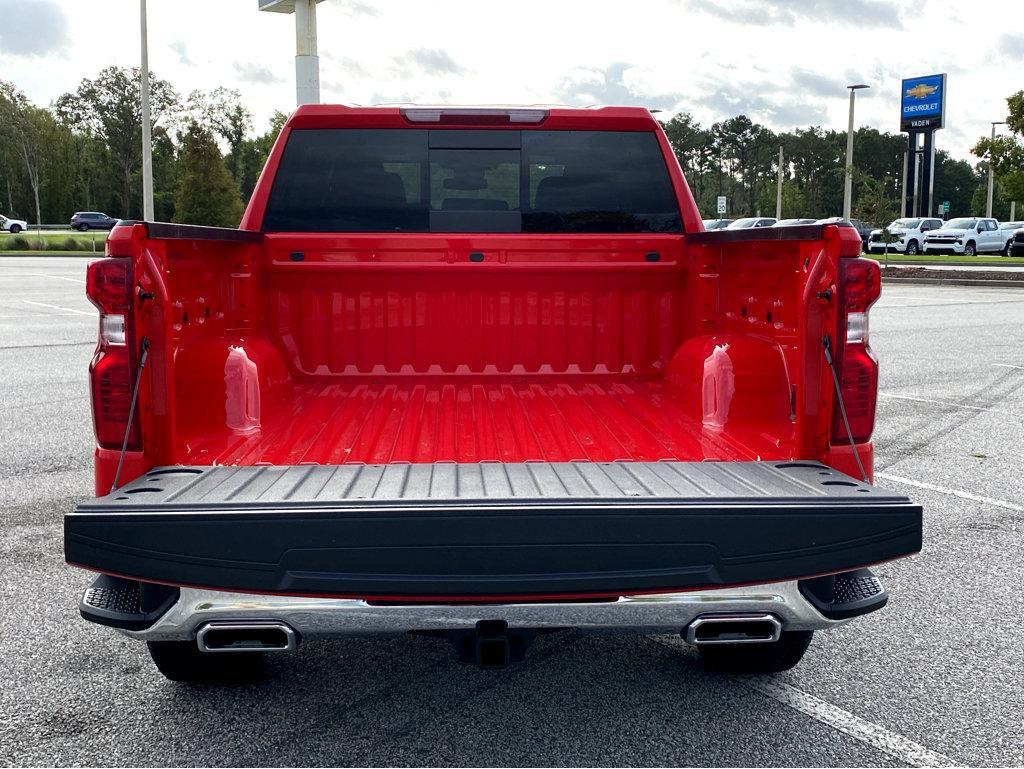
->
[193,613,783,655]
[196,622,297,653]
[684,613,783,646]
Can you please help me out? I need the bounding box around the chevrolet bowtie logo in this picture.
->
[906,84,938,99]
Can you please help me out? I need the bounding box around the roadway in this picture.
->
[0,256,1021,767]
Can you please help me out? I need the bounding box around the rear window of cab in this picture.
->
[262,129,681,234]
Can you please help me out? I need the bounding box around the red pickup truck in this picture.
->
[65,105,921,682]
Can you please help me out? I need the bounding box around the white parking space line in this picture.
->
[21,300,93,316]
[878,392,1019,417]
[21,272,86,284]
[993,363,1024,371]
[875,472,1023,514]
[737,676,960,768]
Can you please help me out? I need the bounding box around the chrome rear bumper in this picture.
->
[120,580,844,643]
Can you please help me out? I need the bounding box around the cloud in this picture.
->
[368,91,416,106]
[555,63,682,110]
[790,68,876,100]
[396,48,467,76]
[321,51,372,79]
[768,101,830,127]
[344,1,377,15]
[697,75,828,128]
[688,0,901,28]
[234,62,284,85]
[338,56,371,79]
[999,34,1024,60]
[169,41,194,67]
[790,69,848,99]
[0,0,69,57]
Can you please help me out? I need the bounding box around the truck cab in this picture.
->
[65,105,921,681]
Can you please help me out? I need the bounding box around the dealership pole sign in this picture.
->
[900,74,946,131]
[900,74,946,218]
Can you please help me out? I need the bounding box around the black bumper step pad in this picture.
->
[80,574,179,630]
[65,461,922,599]
[799,568,888,619]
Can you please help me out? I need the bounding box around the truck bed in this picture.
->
[181,377,782,466]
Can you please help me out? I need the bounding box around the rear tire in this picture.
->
[698,630,813,674]
[9,224,22,234]
[1003,240,1012,256]
[147,640,266,683]
[77,223,89,232]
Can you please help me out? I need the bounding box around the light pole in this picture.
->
[843,84,869,221]
[986,120,1006,218]
[900,148,907,216]
[140,0,154,221]
[775,145,784,219]
[259,0,324,106]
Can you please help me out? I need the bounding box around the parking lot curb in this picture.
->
[871,259,1024,267]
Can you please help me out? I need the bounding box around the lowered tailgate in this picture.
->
[65,461,921,599]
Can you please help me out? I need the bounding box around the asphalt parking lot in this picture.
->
[1,256,1021,767]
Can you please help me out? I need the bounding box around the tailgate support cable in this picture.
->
[110,336,150,493]
[822,334,869,483]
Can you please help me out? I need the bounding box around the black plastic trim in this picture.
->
[688,224,826,244]
[65,463,922,599]
[143,221,263,243]
[799,568,889,620]
[79,573,179,630]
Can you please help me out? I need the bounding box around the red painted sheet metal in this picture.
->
[268,278,684,377]
[260,235,687,377]
[180,378,771,466]
[283,104,663,132]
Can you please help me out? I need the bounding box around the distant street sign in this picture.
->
[942,200,950,213]
[717,196,727,215]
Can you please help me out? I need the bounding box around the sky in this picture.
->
[0,0,1021,161]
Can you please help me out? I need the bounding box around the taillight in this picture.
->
[86,258,140,449]
[831,257,881,445]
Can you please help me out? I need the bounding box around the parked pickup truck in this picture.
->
[866,217,942,256]
[922,217,1005,256]
[65,105,922,682]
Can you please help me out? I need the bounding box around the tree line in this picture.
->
[1,66,1022,228]
[0,67,284,228]
[662,110,1020,223]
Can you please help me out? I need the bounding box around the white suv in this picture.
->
[0,214,28,234]
[866,217,942,256]
[923,217,1004,255]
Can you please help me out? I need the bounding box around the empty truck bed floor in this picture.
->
[181,378,786,466]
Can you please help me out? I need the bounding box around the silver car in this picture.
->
[727,217,777,229]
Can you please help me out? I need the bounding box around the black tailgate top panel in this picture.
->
[79,461,903,513]
[67,462,920,597]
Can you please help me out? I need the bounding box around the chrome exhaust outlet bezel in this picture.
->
[684,613,783,645]
[196,621,298,653]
